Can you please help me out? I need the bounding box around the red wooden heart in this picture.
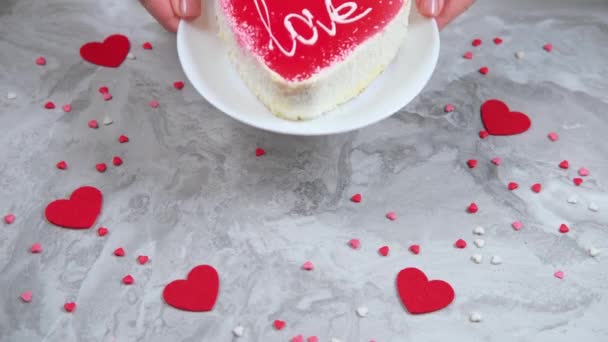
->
[396,268,454,314]
[163,265,219,311]
[45,186,103,229]
[481,99,531,135]
[80,34,130,68]
[220,0,404,81]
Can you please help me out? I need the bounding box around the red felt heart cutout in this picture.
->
[45,186,103,229]
[396,267,454,314]
[163,265,219,311]
[80,34,130,68]
[480,99,531,136]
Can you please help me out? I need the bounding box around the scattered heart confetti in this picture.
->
[474,238,485,248]
[30,243,43,253]
[472,39,482,47]
[386,212,397,221]
[559,224,570,234]
[471,254,482,264]
[7,92,17,100]
[469,312,482,323]
[114,247,125,257]
[20,291,32,302]
[62,104,72,113]
[97,227,108,236]
[531,183,542,193]
[454,239,467,249]
[467,159,478,169]
[64,302,76,313]
[589,247,600,257]
[463,51,473,59]
[356,306,369,317]
[80,34,130,68]
[350,194,362,203]
[103,115,113,125]
[467,203,478,214]
[543,43,553,52]
[291,336,304,342]
[112,156,123,166]
[56,161,68,170]
[548,132,559,141]
[490,256,503,265]
[118,135,130,143]
[127,52,135,60]
[588,202,599,212]
[233,326,245,337]
[36,56,47,65]
[481,99,531,136]
[493,37,503,45]
[512,221,523,231]
[255,148,266,157]
[307,337,318,342]
[163,265,219,311]
[142,42,153,50]
[396,267,455,314]
[88,120,99,129]
[473,226,485,235]
[122,275,134,285]
[578,167,590,177]
[508,182,519,191]
[348,239,361,250]
[44,101,55,109]
[444,104,455,113]
[567,195,578,204]
[273,320,286,330]
[559,160,569,169]
[103,93,113,101]
[302,261,314,271]
[45,186,103,229]
[98,86,109,94]
[149,100,159,108]
[409,244,420,255]
[515,51,525,59]
[479,131,489,139]
[491,157,502,166]
[554,270,564,279]
[173,81,185,90]
[137,255,149,265]
[4,214,16,224]
[479,66,489,75]
[378,246,390,257]
[573,178,583,186]
[96,163,107,173]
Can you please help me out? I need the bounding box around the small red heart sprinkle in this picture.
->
[491,157,502,166]
[554,270,564,279]
[479,67,489,75]
[98,86,109,94]
[114,247,125,257]
[20,291,33,302]
[4,214,15,224]
[467,202,478,213]
[273,320,286,330]
[149,100,159,108]
[142,42,153,50]
[386,212,397,221]
[472,39,482,47]
[548,132,559,141]
[118,135,130,143]
[455,239,467,249]
[531,183,542,193]
[36,56,47,65]
[64,302,76,313]
[348,239,361,249]
[44,101,55,109]
[351,193,362,203]
[409,244,420,255]
[543,43,553,52]
[573,178,583,186]
[463,51,473,59]
[96,163,107,173]
[493,37,503,45]
[307,337,318,342]
[444,104,455,113]
[378,245,390,256]
[512,221,523,231]
[506,182,519,191]
[97,227,108,236]
[137,255,149,265]
[291,335,304,342]
[559,160,569,169]
[122,275,134,285]
[559,224,570,233]
[578,167,590,177]
[30,243,43,253]
[103,93,113,101]
[88,120,99,129]
[112,156,123,166]
[255,148,266,157]
[173,81,185,90]
[62,104,72,113]
[466,159,478,168]
[56,161,68,170]
[479,130,489,139]
[302,261,314,271]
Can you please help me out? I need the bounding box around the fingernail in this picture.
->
[180,0,200,18]
[417,0,444,17]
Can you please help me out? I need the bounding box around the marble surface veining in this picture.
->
[1,0,608,341]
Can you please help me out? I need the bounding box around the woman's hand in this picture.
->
[140,0,202,33]
[416,0,476,30]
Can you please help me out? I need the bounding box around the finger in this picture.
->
[141,0,180,32]
[436,0,476,30]
[416,0,445,18]
[170,0,202,20]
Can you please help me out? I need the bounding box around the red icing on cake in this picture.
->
[221,0,404,81]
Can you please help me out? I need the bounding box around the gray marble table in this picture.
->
[1,0,607,341]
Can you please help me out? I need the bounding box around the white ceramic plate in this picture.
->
[177,1,439,136]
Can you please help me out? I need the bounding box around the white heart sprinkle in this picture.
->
[589,247,600,257]
[473,226,485,235]
[331,339,342,342]
[103,115,113,125]
[474,238,485,248]
[471,254,483,264]
[7,92,17,100]
[232,326,244,337]
[567,195,578,204]
[515,51,525,59]
[469,312,483,322]
[491,256,503,265]
[356,306,368,317]
[588,202,599,212]
[127,52,136,60]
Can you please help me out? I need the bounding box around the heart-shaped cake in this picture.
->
[217,0,411,120]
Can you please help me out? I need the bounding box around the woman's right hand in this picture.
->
[416,0,476,30]
[140,0,202,33]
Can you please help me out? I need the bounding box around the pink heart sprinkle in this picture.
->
[112,156,123,166]
[291,335,304,342]
[467,159,477,168]
[559,224,570,233]
[543,43,553,52]
[137,255,149,265]
[98,86,109,94]
[64,302,76,313]
[118,135,130,143]
[35,56,47,65]
[96,163,107,173]
[351,193,362,203]
[122,275,134,285]
[62,104,72,113]
[20,291,33,302]
[472,39,482,47]
[173,81,185,90]
[378,245,390,257]
[491,157,502,166]
[44,101,55,109]
[463,51,473,59]
[30,243,43,253]
[444,104,455,113]
[479,66,489,75]
[4,214,15,224]
[149,100,159,108]
[56,161,68,170]
[559,160,569,169]
[554,270,564,279]
[548,132,559,141]
[578,167,590,177]
[255,148,266,157]
[97,227,109,236]
[88,120,99,129]
[409,244,420,255]
[114,247,125,257]
[531,183,542,193]
[142,42,153,50]
[348,239,361,249]
[479,131,489,139]
[386,212,397,221]
[573,178,583,186]
[467,202,478,214]
[103,93,113,101]
[508,182,519,191]
[512,221,523,231]
[493,37,503,45]
[455,239,467,249]
[307,337,319,342]
[302,261,314,271]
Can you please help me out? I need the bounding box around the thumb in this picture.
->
[416,0,445,18]
[171,0,202,20]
